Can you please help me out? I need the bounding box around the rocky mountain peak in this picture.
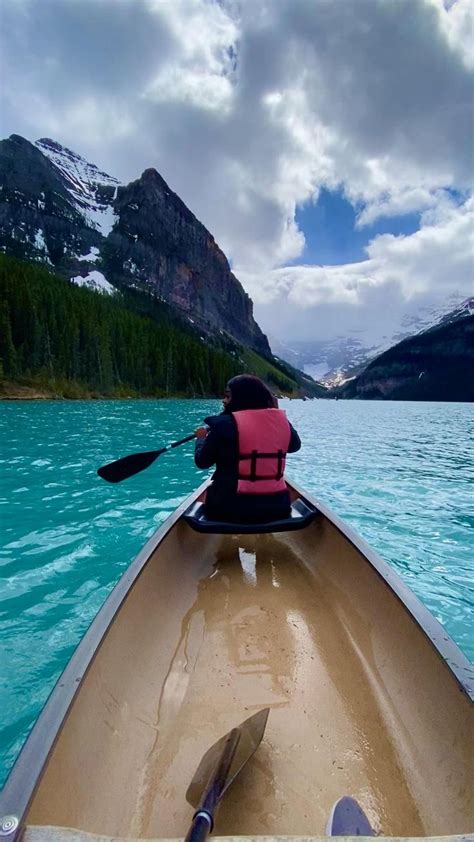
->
[135,167,210,235]
[35,137,120,187]
[9,133,35,149]
[106,165,268,352]
[141,167,169,188]
[36,137,71,155]
[0,134,270,355]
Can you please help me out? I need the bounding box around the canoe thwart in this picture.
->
[182,498,318,534]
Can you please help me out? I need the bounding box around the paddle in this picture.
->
[97,432,196,483]
[185,707,270,842]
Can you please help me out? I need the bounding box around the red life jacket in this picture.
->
[233,408,291,494]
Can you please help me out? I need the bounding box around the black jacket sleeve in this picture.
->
[194,430,218,469]
[288,423,301,453]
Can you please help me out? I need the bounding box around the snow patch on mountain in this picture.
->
[35,138,120,234]
[32,228,52,264]
[422,296,474,332]
[34,228,47,251]
[123,257,140,276]
[84,202,118,236]
[78,246,100,263]
[35,138,119,190]
[71,270,115,295]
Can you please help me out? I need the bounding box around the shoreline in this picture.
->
[0,380,316,402]
[0,383,314,402]
[0,383,200,401]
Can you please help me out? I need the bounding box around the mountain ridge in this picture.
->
[332,308,474,402]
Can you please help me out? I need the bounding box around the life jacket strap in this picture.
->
[277,449,283,480]
[238,449,285,482]
[251,450,257,481]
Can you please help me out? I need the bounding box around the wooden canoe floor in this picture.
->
[26,521,473,838]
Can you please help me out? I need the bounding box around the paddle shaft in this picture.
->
[185,729,241,842]
[166,432,197,451]
[97,432,197,483]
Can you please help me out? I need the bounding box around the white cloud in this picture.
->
[242,195,473,340]
[439,0,474,67]
[366,195,473,297]
[355,188,452,228]
[144,66,233,112]
[144,0,237,111]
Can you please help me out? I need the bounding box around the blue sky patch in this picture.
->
[293,188,421,266]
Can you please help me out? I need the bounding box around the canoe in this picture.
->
[1,479,473,841]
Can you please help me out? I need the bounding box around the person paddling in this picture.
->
[194,375,301,523]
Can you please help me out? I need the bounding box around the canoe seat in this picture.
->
[182,497,318,534]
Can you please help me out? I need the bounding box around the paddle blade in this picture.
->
[186,707,270,808]
[97,448,166,483]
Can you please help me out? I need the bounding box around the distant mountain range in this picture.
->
[273,295,472,386]
[332,304,474,401]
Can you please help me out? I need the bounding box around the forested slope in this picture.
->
[0,255,325,399]
[0,256,241,398]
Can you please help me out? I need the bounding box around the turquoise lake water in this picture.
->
[1,399,473,787]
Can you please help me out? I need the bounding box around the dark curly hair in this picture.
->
[224,375,276,413]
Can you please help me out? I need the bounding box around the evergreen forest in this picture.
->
[0,255,243,397]
[0,255,317,399]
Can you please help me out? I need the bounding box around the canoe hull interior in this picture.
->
[16,495,474,838]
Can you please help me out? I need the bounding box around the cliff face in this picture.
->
[102,168,269,353]
[336,314,474,402]
[0,135,270,355]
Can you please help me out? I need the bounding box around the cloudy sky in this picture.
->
[1,0,473,344]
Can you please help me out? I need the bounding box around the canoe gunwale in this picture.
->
[0,479,211,840]
[1,477,472,840]
[288,478,474,703]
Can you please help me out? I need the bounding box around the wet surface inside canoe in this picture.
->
[26,520,473,838]
[125,534,422,837]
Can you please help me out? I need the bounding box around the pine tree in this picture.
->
[0,300,18,378]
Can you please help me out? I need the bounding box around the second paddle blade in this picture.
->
[97,448,165,483]
[186,707,270,808]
